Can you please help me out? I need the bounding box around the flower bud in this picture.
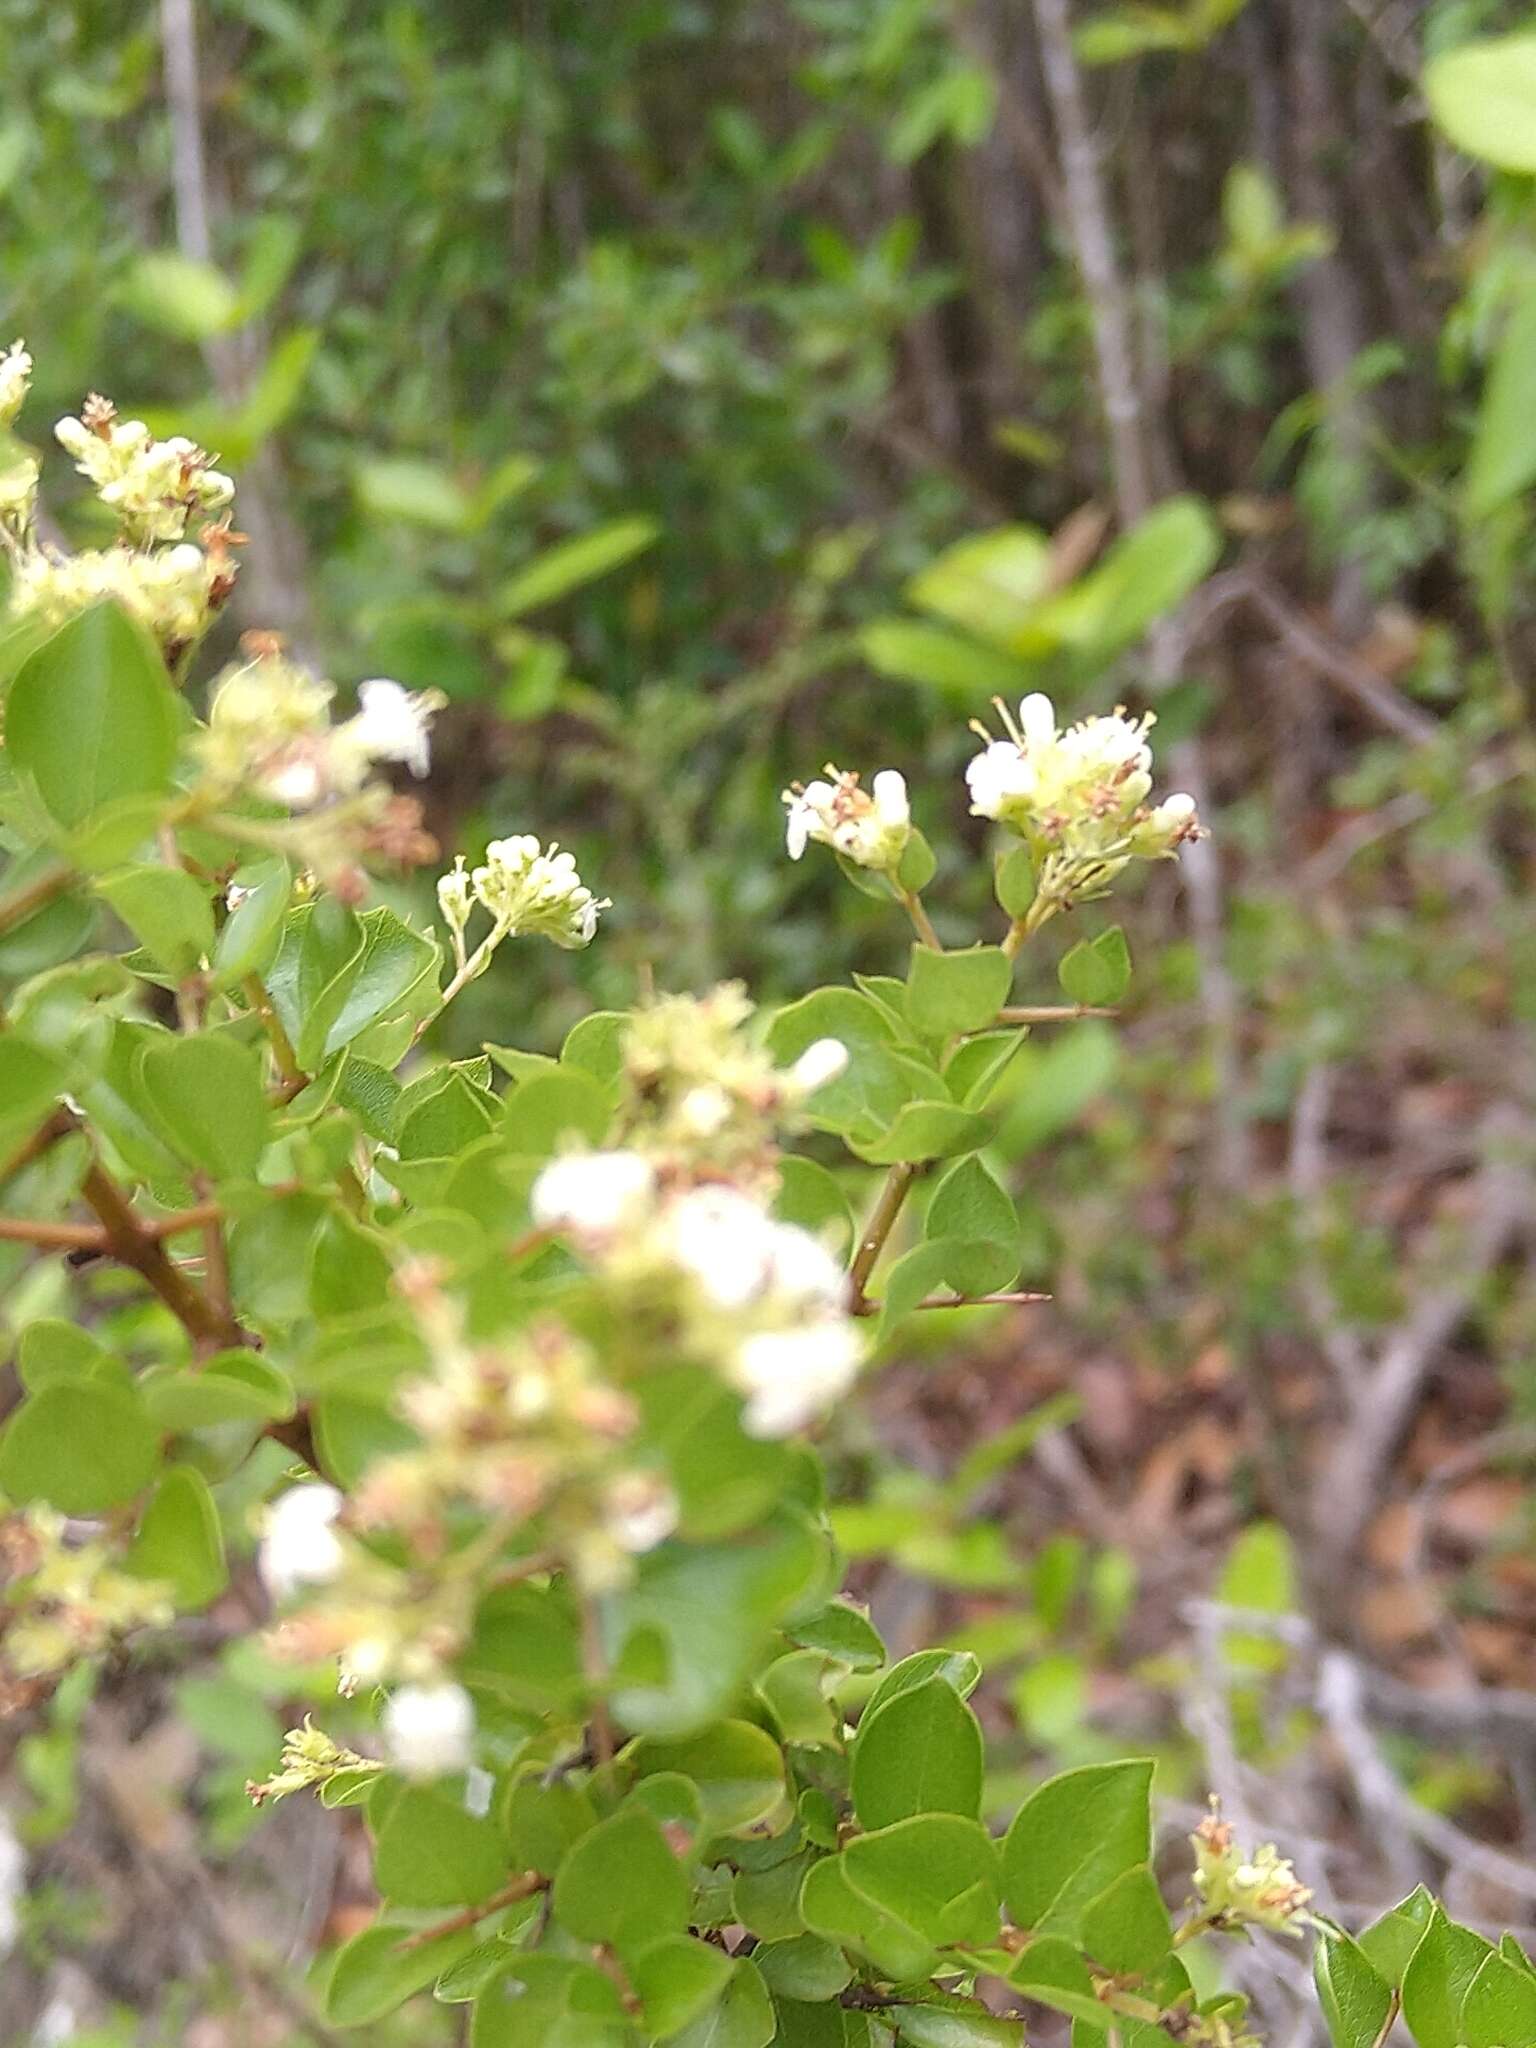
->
[0,340,30,429]
[382,1680,474,1779]
[259,1484,345,1604]
[788,1037,848,1094]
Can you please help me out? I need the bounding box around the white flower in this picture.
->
[382,1681,474,1779]
[665,1184,778,1309]
[531,1151,656,1240]
[0,339,31,428]
[965,739,1037,822]
[782,765,911,872]
[605,1471,678,1554]
[436,855,473,936]
[259,1484,345,1604]
[1130,789,1201,854]
[679,1084,732,1136]
[763,1219,847,1310]
[347,679,439,778]
[734,1320,864,1437]
[471,835,608,950]
[787,1036,849,1094]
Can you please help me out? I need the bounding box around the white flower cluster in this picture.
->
[0,359,240,654]
[438,835,608,954]
[55,400,233,545]
[784,765,911,872]
[967,692,1199,881]
[10,541,225,650]
[200,651,441,810]
[531,1150,864,1437]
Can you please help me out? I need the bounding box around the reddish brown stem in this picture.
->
[395,1873,546,1952]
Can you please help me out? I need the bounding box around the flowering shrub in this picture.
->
[0,360,1522,2048]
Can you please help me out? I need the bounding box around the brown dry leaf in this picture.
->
[1357,1577,1443,1650]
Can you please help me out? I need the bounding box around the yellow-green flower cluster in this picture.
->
[55,399,233,545]
[1,1503,172,1682]
[967,692,1199,908]
[1191,1807,1314,1937]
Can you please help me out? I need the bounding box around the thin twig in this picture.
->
[847,1162,919,1313]
[395,1873,546,1952]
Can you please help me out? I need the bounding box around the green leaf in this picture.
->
[211,859,291,990]
[471,1954,634,2048]
[1313,1927,1395,2048]
[766,987,914,1138]
[551,1806,689,1955]
[897,828,937,894]
[1001,1760,1153,1936]
[773,1157,854,1260]
[607,1516,825,1736]
[842,1815,1000,1948]
[866,1650,981,1717]
[322,1922,478,2025]
[753,1934,853,2003]
[926,1155,1018,1295]
[500,1771,595,1877]
[734,1851,812,1942]
[1425,34,1536,171]
[664,1958,774,2048]
[853,1100,992,1166]
[860,618,1031,699]
[498,517,659,617]
[502,1069,613,1155]
[1460,1948,1536,2048]
[994,844,1036,919]
[141,1349,294,1430]
[800,1853,940,1982]
[770,1998,881,2045]
[1081,1865,1173,1978]
[1400,1907,1494,2048]
[95,864,215,977]
[0,1037,65,1152]
[354,456,475,532]
[125,1465,227,1608]
[17,1319,128,1393]
[1057,927,1130,1007]
[851,1675,983,1829]
[0,1379,160,1513]
[906,945,1011,1038]
[757,1650,838,1746]
[6,604,179,831]
[1036,496,1218,659]
[1357,1886,1436,1987]
[892,2003,1020,2048]
[1464,283,1536,520]
[630,1934,736,2038]
[119,250,240,338]
[905,525,1051,644]
[373,1784,509,1909]
[314,906,438,1065]
[1004,1935,1107,2026]
[785,1598,886,1672]
[635,1720,787,1836]
[139,1032,269,1178]
[560,1009,630,1081]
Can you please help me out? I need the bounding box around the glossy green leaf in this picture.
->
[125,1464,227,1608]
[664,1957,774,2048]
[1425,34,1536,171]
[1313,1927,1394,2048]
[630,1934,736,2037]
[373,1783,510,1909]
[139,1031,269,1178]
[634,1720,787,1836]
[1002,1760,1153,1936]
[210,859,291,989]
[498,517,659,617]
[851,1675,983,1828]
[471,1954,634,2048]
[0,1378,160,1512]
[906,944,1011,1038]
[854,1100,991,1166]
[5,604,179,830]
[842,1815,1000,1948]
[322,1921,478,2025]
[1396,1907,1493,2048]
[551,1806,690,1954]
[95,864,214,977]
[1057,926,1130,1007]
